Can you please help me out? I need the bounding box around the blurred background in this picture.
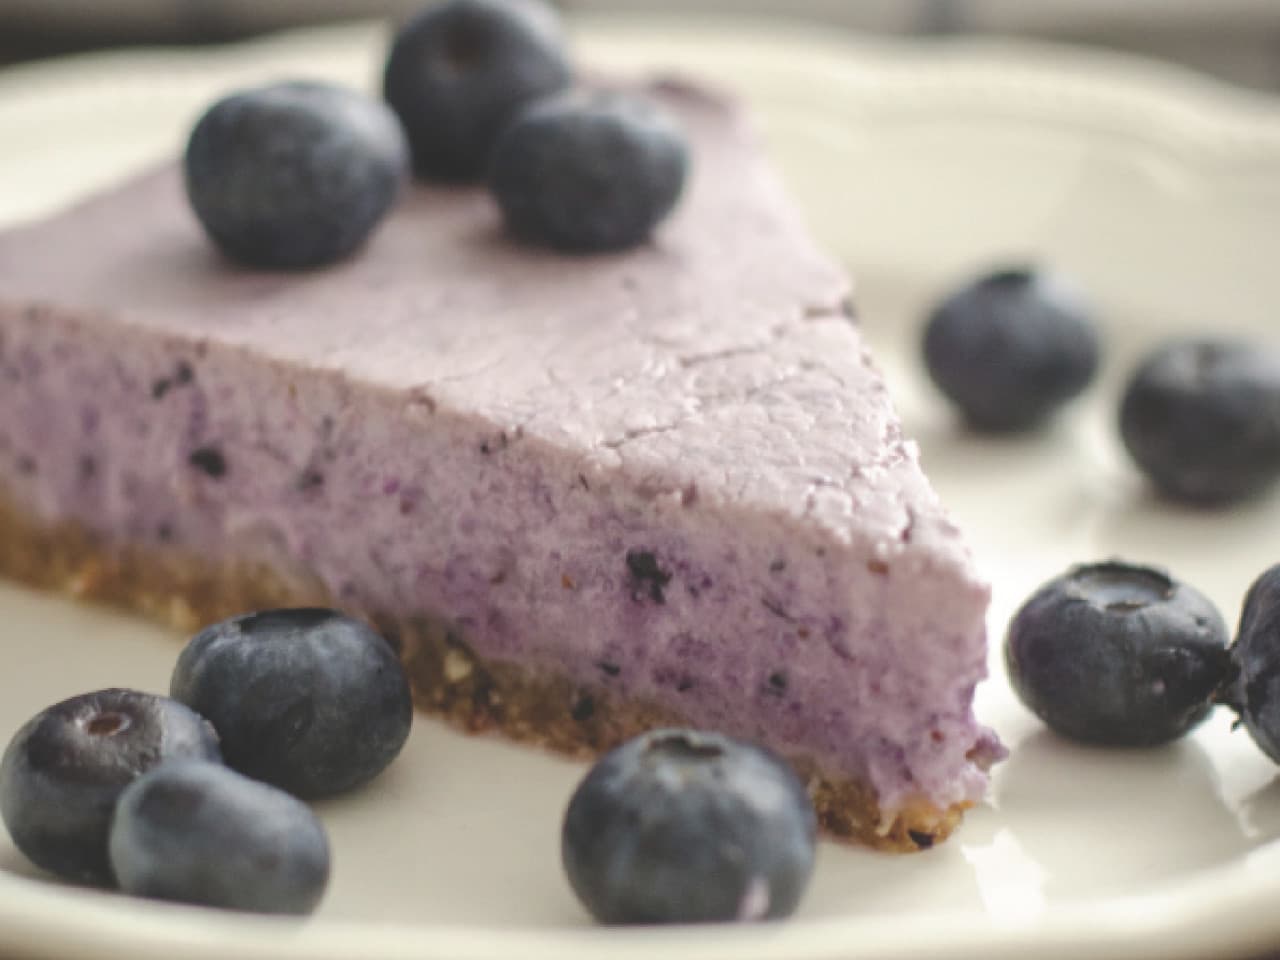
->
[2,0,1280,91]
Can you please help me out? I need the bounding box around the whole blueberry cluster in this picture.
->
[0,609,412,914]
[922,268,1280,505]
[185,0,689,268]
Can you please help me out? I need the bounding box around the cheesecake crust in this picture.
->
[0,492,963,852]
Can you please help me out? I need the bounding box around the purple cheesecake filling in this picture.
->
[0,79,1000,817]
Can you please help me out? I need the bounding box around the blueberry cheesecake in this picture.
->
[0,62,1001,848]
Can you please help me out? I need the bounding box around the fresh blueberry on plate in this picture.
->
[169,609,412,799]
[1119,339,1280,504]
[0,689,220,885]
[561,728,816,924]
[1005,560,1230,746]
[383,0,572,181]
[1223,564,1280,763]
[922,266,1100,432]
[110,759,330,915]
[489,92,689,253]
[185,80,408,269]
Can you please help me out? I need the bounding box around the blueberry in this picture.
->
[170,609,412,798]
[382,0,572,181]
[488,92,690,253]
[1119,339,1280,503]
[1224,565,1280,763]
[185,81,408,269]
[561,728,816,925]
[1005,561,1230,746]
[0,689,220,885]
[109,760,329,914]
[922,266,1100,431]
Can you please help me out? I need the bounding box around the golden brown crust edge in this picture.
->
[0,499,966,852]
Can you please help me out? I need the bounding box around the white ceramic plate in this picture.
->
[2,15,1280,960]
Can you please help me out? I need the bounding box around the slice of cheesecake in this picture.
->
[0,78,1001,850]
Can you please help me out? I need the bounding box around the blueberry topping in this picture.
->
[383,0,572,181]
[109,760,329,914]
[185,81,408,269]
[923,266,1099,431]
[1005,561,1230,746]
[1119,339,1280,503]
[1224,565,1280,763]
[0,689,220,885]
[488,92,690,253]
[170,609,413,798]
[561,728,816,924]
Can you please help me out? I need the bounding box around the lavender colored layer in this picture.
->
[0,80,999,816]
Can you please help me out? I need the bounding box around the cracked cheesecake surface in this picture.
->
[0,78,1001,847]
